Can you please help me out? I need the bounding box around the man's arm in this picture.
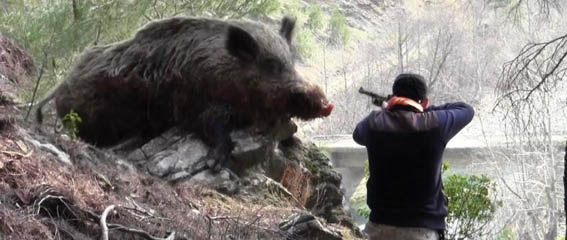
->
[353,112,376,146]
[428,102,475,142]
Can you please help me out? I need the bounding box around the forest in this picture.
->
[1,0,567,240]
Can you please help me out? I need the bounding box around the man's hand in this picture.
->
[372,97,388,108]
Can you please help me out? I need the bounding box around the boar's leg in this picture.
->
[198,106,236,172]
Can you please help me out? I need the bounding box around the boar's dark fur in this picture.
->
[36,16,333,169]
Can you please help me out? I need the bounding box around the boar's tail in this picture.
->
[34,84,62,124]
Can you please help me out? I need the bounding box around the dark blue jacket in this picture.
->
[353,102,474,230]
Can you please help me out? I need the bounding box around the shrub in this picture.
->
[295,29,317,59]
[62,109,82,140]
[328,7,350,46]
[306,4,324,30]
[444,174,500,240]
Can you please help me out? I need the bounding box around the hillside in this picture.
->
[0,18,363,240]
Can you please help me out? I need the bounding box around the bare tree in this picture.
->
[496,33,567,108]
[426,28,454,90]
[397,22,409,73]
[508,0,561,18]
[495,1,567,237]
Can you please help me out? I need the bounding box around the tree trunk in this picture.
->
[323,40,327,95]
[72,0,80,21]
[397,22,404,73]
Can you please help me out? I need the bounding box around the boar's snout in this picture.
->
[321,102,334,117]
[287,85,333,120]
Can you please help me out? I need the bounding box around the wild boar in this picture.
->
[36,16,333,169]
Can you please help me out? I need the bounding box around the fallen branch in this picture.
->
[100,205,115,240]
[33,190,78,220]
[98,204,175,240]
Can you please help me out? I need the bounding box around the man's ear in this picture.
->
[226,26,260,62]
[421,98,430,108]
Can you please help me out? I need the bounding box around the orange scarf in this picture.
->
[387,96,424,112]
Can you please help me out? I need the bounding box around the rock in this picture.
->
[128,129,208,178]
[22,134,71,165]
[318,169,342,187]
[167,170,191,181]
[229,129,276,173]
[187,169,240,195]
[272,119,298,142]
[134,126,283,177]
[148,151,179,177]
[262,148,288,181]
[71,144,135,171]
[276,138,363,237]
[279,212,342,240]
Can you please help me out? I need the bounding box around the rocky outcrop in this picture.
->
[104,122,361,237]
[276,138,361,236]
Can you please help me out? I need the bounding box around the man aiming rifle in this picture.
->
[353,73,474,240]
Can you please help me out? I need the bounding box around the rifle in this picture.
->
[358,87,391,107]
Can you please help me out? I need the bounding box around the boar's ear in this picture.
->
[226,26,259,62]
[280,16,296,44]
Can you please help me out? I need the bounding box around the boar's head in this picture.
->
[221,17,334,121]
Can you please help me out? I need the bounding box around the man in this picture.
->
[353,73,474,240]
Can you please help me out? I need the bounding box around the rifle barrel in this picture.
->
[358,87,389,107]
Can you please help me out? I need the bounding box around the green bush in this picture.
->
[328,7,350,46]
[62,109,82,140]
[357,204,371,218]
[445,174,500,240]
[493,227,514,240]
[295,29,317,59]
[306,4,324,30]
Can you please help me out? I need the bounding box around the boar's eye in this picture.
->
[259,58,284,75]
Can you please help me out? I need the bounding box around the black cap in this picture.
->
[392,73,427,102]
